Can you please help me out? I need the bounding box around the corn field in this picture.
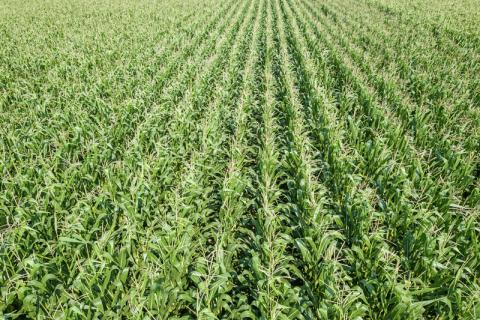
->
[1,0,479,318]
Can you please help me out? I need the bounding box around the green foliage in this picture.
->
[1,0,479,318]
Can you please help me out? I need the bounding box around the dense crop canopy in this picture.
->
[1,0,479,318]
